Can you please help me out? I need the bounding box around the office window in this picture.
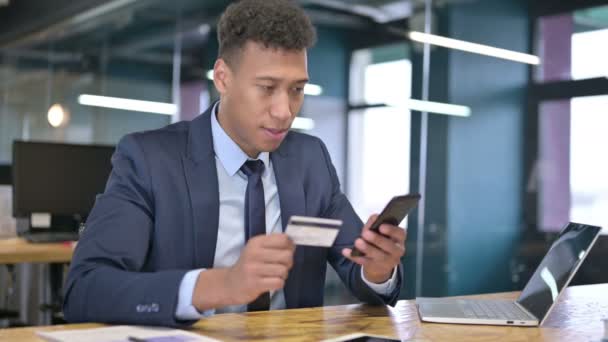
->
[537,7,608,233]
[570,95,608,232]
[0,59,174,163]
[535,5,608,82]
[348,53,411,221]
[571,28,608,81]
[538,95,608,234]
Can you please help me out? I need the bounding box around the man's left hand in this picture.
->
[342,214,406,284]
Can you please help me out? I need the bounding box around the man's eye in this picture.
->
[259,85,275,92]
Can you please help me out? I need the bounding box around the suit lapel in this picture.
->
[271,140,306,308]
[183,108,219,269]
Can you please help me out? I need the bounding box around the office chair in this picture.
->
[0,265,20,327]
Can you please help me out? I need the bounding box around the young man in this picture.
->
[63,0,406,327]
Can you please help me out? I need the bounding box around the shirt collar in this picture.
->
[210,102,269,176]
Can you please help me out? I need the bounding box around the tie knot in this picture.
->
[240,159,265,177]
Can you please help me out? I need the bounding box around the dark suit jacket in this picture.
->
[63,106,402,327]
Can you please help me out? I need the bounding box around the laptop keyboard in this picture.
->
[461,301,531,320]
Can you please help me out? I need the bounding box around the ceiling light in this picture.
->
[409,31,541,65]
[198,24,210,36]
[304,84,323,96]
[206,70,214,80]
[291,117,315,130]
[78,94,177,115]
[388,99,471,117]
[47,104,70,127]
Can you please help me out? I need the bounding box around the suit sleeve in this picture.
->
[62,134,195,327]
[316,139,403,306]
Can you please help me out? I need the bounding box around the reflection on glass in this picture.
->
[517,223,600,321]
[539,267,558,301]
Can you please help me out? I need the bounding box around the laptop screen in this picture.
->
[517,223,601,322]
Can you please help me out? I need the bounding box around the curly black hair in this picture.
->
[217,0,317,66]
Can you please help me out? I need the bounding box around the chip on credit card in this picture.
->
[285,216,341,247]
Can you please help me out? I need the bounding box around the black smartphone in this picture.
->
[351,193,421,257]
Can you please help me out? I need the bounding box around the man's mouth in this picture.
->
[263,127,289,140]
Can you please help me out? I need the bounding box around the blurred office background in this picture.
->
[1,0,608,327]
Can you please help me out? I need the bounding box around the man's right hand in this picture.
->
[226,233,295,304]
[192,233,295,311]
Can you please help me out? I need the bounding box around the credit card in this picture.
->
[285,216,341,247]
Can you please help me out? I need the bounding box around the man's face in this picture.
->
[213,41,309,158]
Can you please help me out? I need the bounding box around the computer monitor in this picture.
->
[12,141,115,226]
[0,164,11,185]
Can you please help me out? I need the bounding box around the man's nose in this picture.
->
[270,92,292,121]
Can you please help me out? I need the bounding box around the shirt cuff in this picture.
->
[361,266,399,296]
[175,269,216,320]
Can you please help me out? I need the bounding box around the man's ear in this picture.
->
[213,59,231,94]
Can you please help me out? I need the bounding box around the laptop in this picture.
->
[416,222,602,326]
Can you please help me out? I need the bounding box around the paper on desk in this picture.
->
[36,325,219,342]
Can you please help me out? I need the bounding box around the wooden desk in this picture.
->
[1,283,606,341]
[0,238,74,325]
[0,238,74,264]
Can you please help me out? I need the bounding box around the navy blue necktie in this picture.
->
[241,159,270,311]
